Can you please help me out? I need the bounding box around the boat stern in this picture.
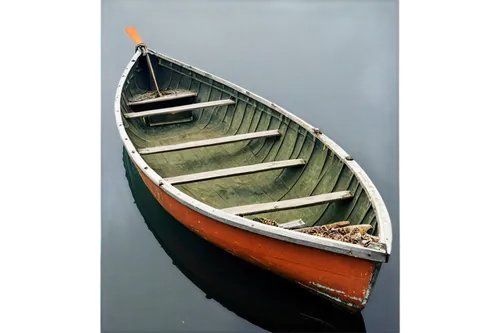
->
[298,259,379,312]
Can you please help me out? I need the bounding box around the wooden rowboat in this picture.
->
[123,148,366,332]
[115,27,392,312]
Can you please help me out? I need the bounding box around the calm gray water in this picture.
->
[101,1,399,332]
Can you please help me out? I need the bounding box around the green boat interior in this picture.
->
[120,54,379,236]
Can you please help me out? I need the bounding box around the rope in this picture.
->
[136,43,162,97]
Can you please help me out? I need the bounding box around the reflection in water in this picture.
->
[123,148,366,332]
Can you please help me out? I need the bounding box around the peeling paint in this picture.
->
[311,282,346,294]
[361,265,379,305]
[300,283,359,310]
[310,282,364,302]
[362,283,373,305]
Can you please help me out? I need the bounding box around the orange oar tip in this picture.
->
[125,26,143,45]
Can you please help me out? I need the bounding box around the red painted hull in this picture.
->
[134,162,376,311]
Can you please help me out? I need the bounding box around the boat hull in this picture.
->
[131,157,376,311]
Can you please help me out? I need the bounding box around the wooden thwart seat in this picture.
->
[124,99,235,119]
[138,130,281,155]
[165,159,305,185]
[280,219,306,229]
[127,91,197,106]
[223,191,352,216]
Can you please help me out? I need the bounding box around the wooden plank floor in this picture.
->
[121,67,377,229]
[137,122,298,211]
[124,93,358,226]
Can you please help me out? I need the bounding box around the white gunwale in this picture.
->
[114,49,392,265]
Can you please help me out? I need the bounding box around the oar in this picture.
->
[125,26,162,97]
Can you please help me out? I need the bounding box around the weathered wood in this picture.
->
[124,99,235,119]
[224,191,353,216]
[128,91,197,106]
[298,221,350,233]
[330,221,351,228]
[138,130,281,155]
[165,159,306,185]
[280,219,306,230]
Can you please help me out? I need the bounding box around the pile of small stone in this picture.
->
[252,218,379,247]
[253,217,280,227]
[297,221,379,247]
